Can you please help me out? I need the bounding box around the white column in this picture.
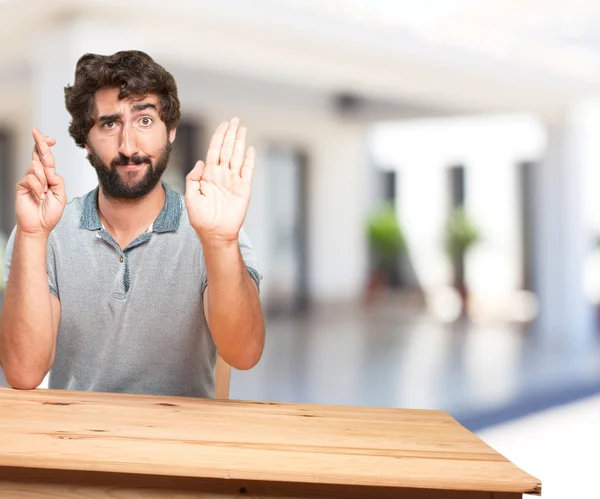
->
[30,23,98,200]
[465,154,521,302]
[308,123,370,303]
[532,103,597,349]
[397,159,451,292]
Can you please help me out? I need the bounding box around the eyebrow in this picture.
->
[131,103,158,113]
[97,113,121,124]
[97,103,158,124]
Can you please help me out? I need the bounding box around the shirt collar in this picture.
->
[80,181,182,233]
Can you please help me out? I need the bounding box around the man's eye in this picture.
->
[140,117,153,126]
[103,122,115,130]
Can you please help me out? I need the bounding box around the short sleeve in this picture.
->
[238,227,261,291]
[200,227,261,295]
[3,226,59,298]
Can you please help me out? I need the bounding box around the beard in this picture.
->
[87,139,172,200]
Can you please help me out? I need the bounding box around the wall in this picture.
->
[0,52,373,307]
[172,65,371,304]
[368,114,547,320]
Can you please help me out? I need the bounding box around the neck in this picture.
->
[97,182,166,249]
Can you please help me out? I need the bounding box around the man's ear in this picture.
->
[169,127,177,144]
[84,143,91,156]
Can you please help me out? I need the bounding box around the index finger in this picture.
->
[219,117,240,165]
[31,136,56,162]
[32,128,56,170]
[206,121,229,166]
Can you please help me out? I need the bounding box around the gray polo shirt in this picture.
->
[3,181,260,398]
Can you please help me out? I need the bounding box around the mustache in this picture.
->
[110,153,152,168]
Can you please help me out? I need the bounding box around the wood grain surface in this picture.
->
[0,387,541,497]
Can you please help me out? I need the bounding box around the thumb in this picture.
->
[186,161,205,193]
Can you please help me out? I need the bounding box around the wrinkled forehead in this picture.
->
[92,87,160,118]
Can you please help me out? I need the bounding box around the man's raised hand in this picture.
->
[15,129,67,237]
[184,118,255,244]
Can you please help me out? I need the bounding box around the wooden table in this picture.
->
[0,387,541,498]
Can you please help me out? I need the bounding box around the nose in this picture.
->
[118,125,139,159]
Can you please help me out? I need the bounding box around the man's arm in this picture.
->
[0,129,66,389]
[0,232,61,389]
[202,239,264,370]
[185,117,265,371]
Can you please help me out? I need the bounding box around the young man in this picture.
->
[0,51,265,398]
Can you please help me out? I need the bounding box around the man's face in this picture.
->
[86,88,176,200]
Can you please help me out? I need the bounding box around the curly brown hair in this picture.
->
[64,50,181,148]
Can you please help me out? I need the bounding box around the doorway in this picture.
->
[264,146,309,316]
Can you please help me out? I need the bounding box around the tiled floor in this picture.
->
[230,294,600,431]
[2,292,600,432]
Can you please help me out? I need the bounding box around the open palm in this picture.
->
[185,118,255,243]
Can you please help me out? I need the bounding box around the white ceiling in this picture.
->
[1,0,600,120]
[287,0,600,82]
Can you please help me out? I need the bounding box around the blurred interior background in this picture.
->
[1,0,600,496]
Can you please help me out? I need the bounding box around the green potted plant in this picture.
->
[444,207,481,314]
[366,203,406,299]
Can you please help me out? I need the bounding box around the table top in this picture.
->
[0,387,541,495]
